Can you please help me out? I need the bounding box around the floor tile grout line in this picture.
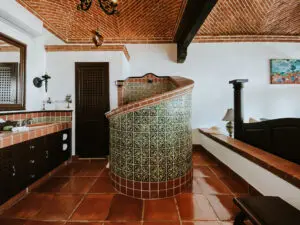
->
[174,197,182,225]
[65,193,86,222]
[141,199,145,225]
[103,194,117,222]
[205,193,222,223]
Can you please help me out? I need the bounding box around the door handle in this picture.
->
[12,165,16,176]
[45,150,49,159]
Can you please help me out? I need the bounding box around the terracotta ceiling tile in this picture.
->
[16,0,300,43]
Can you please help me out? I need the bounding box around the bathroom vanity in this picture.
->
[0,110,72,206]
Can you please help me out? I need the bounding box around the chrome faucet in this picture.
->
[21,118,33,126]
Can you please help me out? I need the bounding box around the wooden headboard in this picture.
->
[230,80,300,165]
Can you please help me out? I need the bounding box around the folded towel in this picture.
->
[12,126,30,133]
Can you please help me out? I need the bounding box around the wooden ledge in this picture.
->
[198,128,300,189]
[105,76,194,119]
[45,45,130,61]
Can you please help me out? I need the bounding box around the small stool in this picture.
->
[233,196,300,225]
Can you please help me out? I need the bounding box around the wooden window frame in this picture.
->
[0,32,26,111]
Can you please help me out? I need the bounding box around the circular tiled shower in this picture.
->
[106,74,194,199]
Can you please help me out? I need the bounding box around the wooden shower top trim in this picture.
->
[105,76,194,119]
[45,45,130,61]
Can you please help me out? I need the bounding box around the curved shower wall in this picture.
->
[106,74,194,199]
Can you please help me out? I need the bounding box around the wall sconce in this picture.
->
[33,73,51,92]
[92,29,104,47]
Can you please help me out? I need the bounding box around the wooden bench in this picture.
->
[233,196,300,225]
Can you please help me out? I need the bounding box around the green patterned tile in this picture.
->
[158,166,167,182]
[141,157,149,165]
[109,90,193,182]
[141,165,150,182]
[134,124,150,132]
[150,165,159,181]
[133,133,150,148]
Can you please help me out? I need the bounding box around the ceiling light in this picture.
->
[77,0,120,16]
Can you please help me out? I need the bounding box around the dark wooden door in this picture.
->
[75,63,110,158]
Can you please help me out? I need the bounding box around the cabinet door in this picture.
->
[0,148,14,205]
[28,136,47,182]
[0,142,30,205]
[45,132,61,170]
[10,141,30,193]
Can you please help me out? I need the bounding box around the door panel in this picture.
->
[28,136,47,181]
[11,142,30,193]
[75,63,110,158]
[0,148,14,205]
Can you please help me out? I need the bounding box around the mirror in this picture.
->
[0,33,26,111]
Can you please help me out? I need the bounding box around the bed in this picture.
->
[230,79,300,165]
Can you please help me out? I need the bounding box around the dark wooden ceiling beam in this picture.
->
[175,0,218,63]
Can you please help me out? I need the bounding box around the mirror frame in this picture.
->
[0,32,26,111]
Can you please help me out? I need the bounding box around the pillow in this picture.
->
[249,117,258,123]
[207,126,222,135]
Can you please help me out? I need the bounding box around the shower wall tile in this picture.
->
[110,93,193,182]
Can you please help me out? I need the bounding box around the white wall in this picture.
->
[126,43,300,133]
[0,52,20,62]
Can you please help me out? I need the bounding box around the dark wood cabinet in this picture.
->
[0,129,72,205]
[0,148,15,203]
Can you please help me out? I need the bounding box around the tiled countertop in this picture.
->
[198,128,300,189]
[0,122,72,149]
[0,110,73,115]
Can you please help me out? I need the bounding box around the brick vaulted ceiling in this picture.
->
[17,0,300,43]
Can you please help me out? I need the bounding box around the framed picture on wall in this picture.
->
[270,59,300,84]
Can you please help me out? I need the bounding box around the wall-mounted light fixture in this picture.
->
[92,29,104,47]
[33,73,51,92]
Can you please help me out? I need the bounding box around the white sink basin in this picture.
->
[12,126,29,133]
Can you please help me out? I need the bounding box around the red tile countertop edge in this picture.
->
[198,128,300,189]
[0,122,72,149]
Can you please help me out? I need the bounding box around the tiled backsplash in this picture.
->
[0,111,72,124]
[0,110,72,149]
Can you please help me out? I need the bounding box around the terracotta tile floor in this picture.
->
[0,151,254,225]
